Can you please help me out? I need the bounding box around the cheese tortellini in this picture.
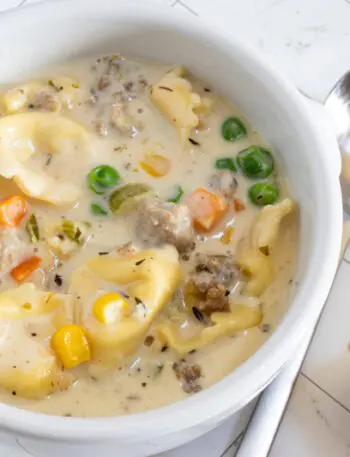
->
[0,284,73,399]
[0,112,90,205]
[0,77,81,114]
[236,198,295,296]
[150,67,202,142]
[157,305,262,354]
[70,246,182,364]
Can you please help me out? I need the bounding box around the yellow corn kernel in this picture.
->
[140,154,170,177]
[93,292,131,324]
[51,324,90,369]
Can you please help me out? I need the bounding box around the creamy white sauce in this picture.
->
[0,55,298,416]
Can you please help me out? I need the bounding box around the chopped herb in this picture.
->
[189,138,200,146]
[54,274,63,287]
[188,349,197,354]
[126,395,140,401]
[72,83,80,89]
[45,153,53,167]
[153,363,164,378]
[135,296,143,305]
[135,259,145,266]
[91,203,108,216]
[98,251,109,256]
[259,323,271,333]
[25,214,40,243]
[167,185,184,203]
[62,220,85,245]
[192,306,204,322]
[158,86,173,92]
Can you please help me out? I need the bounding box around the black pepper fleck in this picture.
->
[98,251,109,256]
[54,274,63,287]
[135,259,145,266]
[189,138,200,146]
[192,306,204,322]
[31,332,37,337]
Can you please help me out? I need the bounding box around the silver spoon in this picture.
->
[324,71,350,214]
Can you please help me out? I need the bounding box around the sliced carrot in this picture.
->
[140,154,171,177]
[10,256,41,283]
[187,188,228,231]
[234,198,246,212]
[0,196,27,227]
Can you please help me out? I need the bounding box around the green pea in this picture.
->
[91,203,108,216]
[215,157,237,172]
[109,183,150,213]
[248,182,279,206]
[167,186,184,203]
[88,165,120,194]
[237,146,274,179]
[221,117,246,142]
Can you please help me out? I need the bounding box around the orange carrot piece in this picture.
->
[187,188,228,231]
[10,256,41,283]
[0,196,27,227]
[234,198,246,212]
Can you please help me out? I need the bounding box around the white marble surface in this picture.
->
[0,0,350,456]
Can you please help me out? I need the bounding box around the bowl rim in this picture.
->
[0,0,343,442]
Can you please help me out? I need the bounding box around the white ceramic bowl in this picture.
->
[0,1,343,456]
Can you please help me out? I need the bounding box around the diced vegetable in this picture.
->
[167,186,184,203]
[220,226,235,245]
[109,183,151,213]
[91,203,108,216]
[0,196,27,227]
[221,117,246,142]
[234,198,246,212]
[62,220,85,245]
[187,188,228,231]
[88,165,120,194]
[25,214,40,243]
[248,182,279,206]
[93,292,131,324]
[10,256,41,282]
[215,157,237,172]
[236,146,274,179]
[140,154,171,177]
[51,324,91,369]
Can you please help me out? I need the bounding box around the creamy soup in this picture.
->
[0,55,298,417]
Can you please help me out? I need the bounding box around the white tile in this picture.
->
[302,259,350,411]
[0,0,23,11]
[269,375,350,457]
[180,0,350,102]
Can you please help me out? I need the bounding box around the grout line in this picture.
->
[300,372,350,416]
[170,0,179,6]
[176,0,199,16]
[17,0,27,6]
